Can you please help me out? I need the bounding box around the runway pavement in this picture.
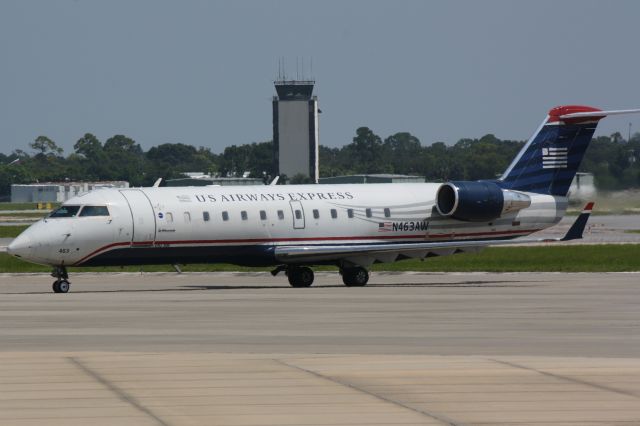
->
[1,271,640,425]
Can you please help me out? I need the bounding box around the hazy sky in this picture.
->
[1,0,640,155]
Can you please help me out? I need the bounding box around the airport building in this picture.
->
[569,172,596,199]
[273,79,319,183]
[11,181,129,203]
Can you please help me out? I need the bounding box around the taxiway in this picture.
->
[1,272,639,425]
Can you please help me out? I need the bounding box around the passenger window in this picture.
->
[347,209,354,218]
[79,205,110,217]
[277,210,284,220]
[241,211,248,221]
[203,211,210,222]
[222,211,229,221]
[366,208,372,218]
[184,212,191,223]
[166,212,173,223]
[295,210,302,220]
[313,209,320,219]
[330,209,338,219]
[260,210,267,220]
[49,205,80,218]
[384,208,391,218]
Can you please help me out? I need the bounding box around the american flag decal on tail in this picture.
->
[542,147,568,169]
[378,222,392,232]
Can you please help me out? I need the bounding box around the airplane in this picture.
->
[6,105,640,293]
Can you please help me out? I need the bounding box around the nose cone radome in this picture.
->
[7,232,32,259]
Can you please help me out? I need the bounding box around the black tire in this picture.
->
[53,280,70,293]
[288,267,314,288]
[342,267,369,287]
[58,280,70,293]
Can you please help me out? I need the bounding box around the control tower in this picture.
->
[272,79,319,183]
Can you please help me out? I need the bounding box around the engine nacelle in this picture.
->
[435,181,531,222]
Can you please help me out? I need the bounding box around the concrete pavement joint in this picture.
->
[67,356,172,426]
[488,358,640,400]
[275,358,464,426]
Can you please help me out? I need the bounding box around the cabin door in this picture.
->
[119,189,156,245]
[289,200,305,229]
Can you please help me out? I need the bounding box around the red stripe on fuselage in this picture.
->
[74,241,131,265]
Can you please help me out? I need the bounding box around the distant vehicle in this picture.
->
[7,105,639,293]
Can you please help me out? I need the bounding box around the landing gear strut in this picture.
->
[341,266,369,287]
[51,266,70,293]
[287,266,314,288]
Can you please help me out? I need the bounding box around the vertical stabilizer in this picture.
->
[499,105,606,196]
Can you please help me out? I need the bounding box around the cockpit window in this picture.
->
[79,205,110,217]
[49,205,81,218]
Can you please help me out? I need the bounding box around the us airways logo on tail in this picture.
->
[542,147,568,169]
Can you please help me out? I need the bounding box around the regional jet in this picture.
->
[7,105,639,292]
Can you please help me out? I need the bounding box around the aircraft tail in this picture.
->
[498,105,640,196]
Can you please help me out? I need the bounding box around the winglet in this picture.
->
[561,202,594,241]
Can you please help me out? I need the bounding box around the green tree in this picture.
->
[382,132,423,174]
[72,133,106,180]
[30,136,63,157]
[219,141,275,178]
[343,127,390,174]
[103,135,145,184]
[145,143,217,180]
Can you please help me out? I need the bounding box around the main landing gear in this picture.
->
[272,265,370,288]
[51,266,70,293]
[286,266,315,288]
[341,266,369,287]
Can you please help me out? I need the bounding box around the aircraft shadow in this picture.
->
[1,280,532,295]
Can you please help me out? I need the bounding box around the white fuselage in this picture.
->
[8,183,566,267]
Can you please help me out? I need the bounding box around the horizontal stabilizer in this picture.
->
[559,109,640,120]
[561,202,594,241]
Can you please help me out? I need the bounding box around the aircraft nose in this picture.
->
[7,233,32,259]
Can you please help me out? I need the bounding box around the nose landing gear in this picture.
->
[51,266,70,293]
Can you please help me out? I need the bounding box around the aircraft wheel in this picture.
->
[53,279,70,293]
[342,267,369,287]
[288,267,314,288]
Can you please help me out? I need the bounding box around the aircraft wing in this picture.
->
[274,203,594,266]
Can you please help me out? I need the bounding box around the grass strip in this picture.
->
[0,225,29,238]
[0,244,637,274]
[0,212,47,218]
[0,203,57,211]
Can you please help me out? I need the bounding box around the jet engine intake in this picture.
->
[435,181,531,222]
